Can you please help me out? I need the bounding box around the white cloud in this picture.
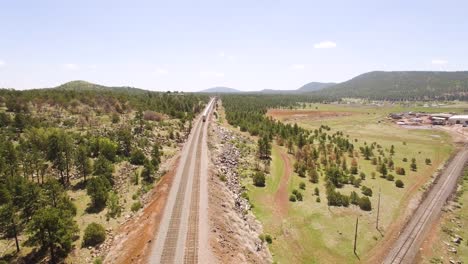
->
[218,51,225,57]
[200,71,224,78]
[155,67,169,75]
[291,64,305,70]
[314,41,337,49]
[89,65,97,70]
[64,63,79,70]
[431,59,448,65]
[0,60,5,67]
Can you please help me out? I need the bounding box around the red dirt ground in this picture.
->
[273,151,293,217]
[104,157,179,264]
[267,109,355,121]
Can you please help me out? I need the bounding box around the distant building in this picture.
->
[448,115,468,125]
[430,113,452,119]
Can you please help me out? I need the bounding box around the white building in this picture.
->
[448,115,468,125]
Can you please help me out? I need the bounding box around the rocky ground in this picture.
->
[208,123,272,264]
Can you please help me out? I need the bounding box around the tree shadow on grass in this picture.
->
[85,203,105,214]
[71,179,87,191]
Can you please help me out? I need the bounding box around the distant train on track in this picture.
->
[202,98,216,122]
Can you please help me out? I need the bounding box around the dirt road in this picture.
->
[149,99,215,264]
[383,146,468,264]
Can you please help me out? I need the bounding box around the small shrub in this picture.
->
[252,172,266,187]
[219,174,226,182]
[396,167,405,175]
[316,196,321,203]
[361,186,373,197]
[314,187,319,196]
[83,223,106,247]
[289,194,297,202]
[387,174,395,181]
[131,201,142,212]
[395,179,404,188]
[111,113,120,124]
[403,158,408,162]
[425,158,432,165]
[130,149,146,165]
[359,172,366,180]
[359,196,372,211]
[241,192,250,201]
[299,182,306,190]
[296,192,303,201]
[292,189,299,196]
[265,234,273,244]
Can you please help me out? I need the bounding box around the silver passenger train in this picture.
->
[202,98,216,122]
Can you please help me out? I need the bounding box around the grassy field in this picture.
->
[242,103,459,263]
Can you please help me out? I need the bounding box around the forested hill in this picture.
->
[0,81,208,120]
[313,71,468,100]
[54,80,149,94]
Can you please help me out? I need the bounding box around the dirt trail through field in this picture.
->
[274,151,293,217]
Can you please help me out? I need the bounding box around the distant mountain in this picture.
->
[199,87,242,93]
[55,80,147,94]
[297,82,335,92]
[314,71,468,100]
[200,82,334,94]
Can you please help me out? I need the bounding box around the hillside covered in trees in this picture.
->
[313,71,468,101]
[0,82,207,263]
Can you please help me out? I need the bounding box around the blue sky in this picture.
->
[0,0,467,91]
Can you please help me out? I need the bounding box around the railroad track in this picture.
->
[159,120,203,263]
[384,147,468,264]
[184,123,203,263]
[150,98,215,264]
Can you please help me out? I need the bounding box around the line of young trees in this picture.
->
[221,95,412,211]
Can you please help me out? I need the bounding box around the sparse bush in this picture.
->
[219,174,226,182]
[425,158,432,165]
[83,223,106,247]
[387,174,395,181]
[314,187,320,196]
[106,191,122,219]
[143,110,164,121]
[316,197,321,203]
[289,194,297,202]
[396,167,406,175]
[403,157,408,162]
[131,201,142,212]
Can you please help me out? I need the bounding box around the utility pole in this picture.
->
[354,216,359,255]
[376,187,381,230]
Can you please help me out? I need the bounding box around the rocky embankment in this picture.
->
[208,124,272,263]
